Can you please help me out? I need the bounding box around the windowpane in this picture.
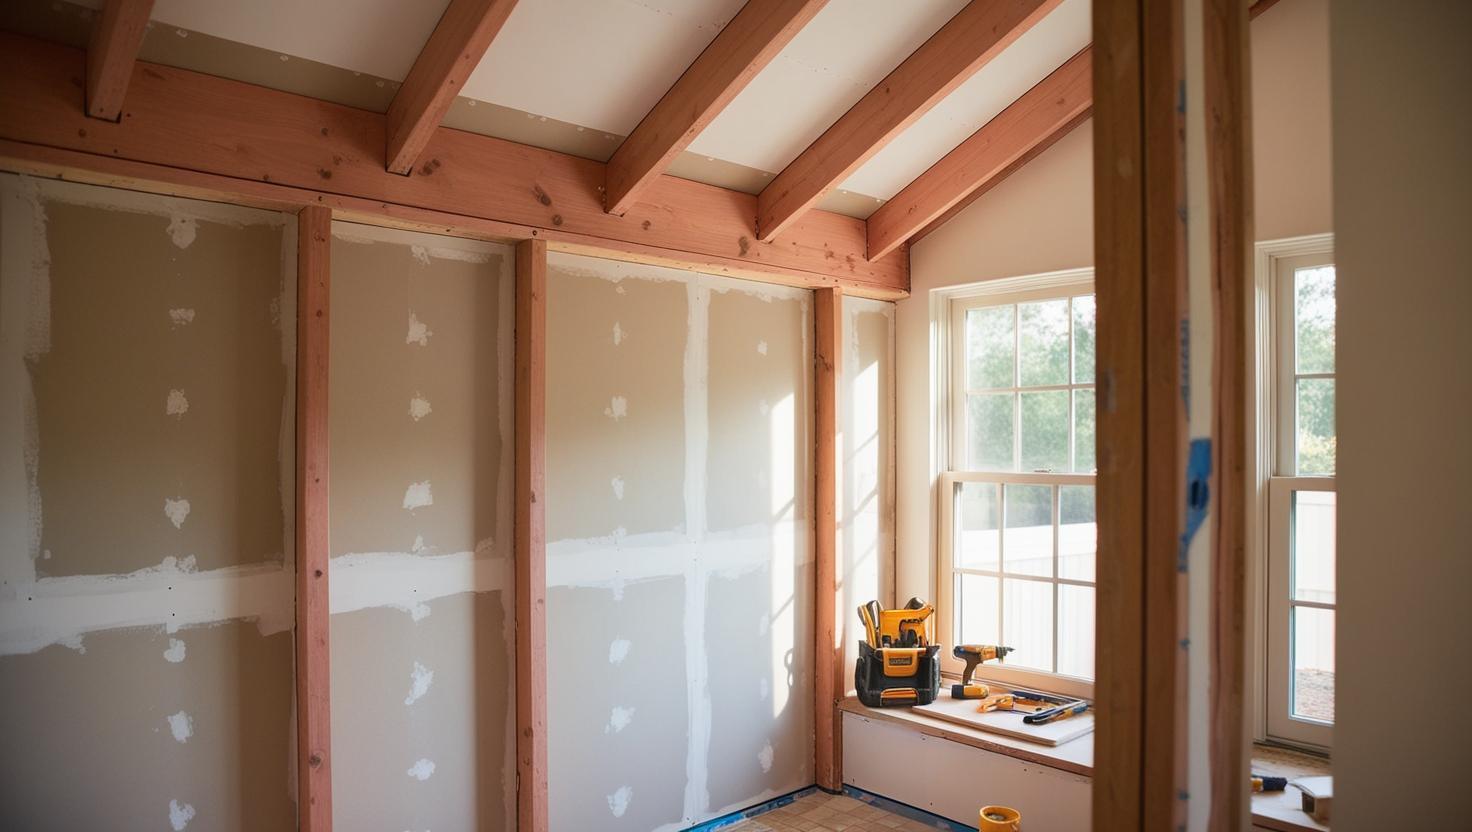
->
[1020,390,1069,472]
[1003,578,1054,672]
[1295,378,1336,475]
[966,305,1014,389]
[956,482,1000,571]
[1292,491,1336,604]
[958,573,1000,646]
[1294,266,1335,374]
[1072,295,1096,383]
[1058,585,1095,679]
[1003,484,1052,577]
[1292,606,1335,723]
[1059,486,1096,582]
[1019,300,1069,386]
[967,393,1015,471]
[1073,389,1096,473]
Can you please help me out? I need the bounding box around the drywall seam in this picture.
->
[328,549,509,620]
[331,221,501,264]
[682,279,712,824]
[546,250,809,303]
[21,174,287,232]
[0,175,45,587]
[277,215,298,575]
[545,525,807,590]
[495,221,517,832]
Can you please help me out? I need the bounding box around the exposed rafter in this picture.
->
[756,0,1062,242]
[605,0,829,216]
[386,0,519,175]
[867,47,1091,260]
[85,0,154,122]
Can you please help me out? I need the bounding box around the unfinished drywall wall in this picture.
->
[326,223,515,831]
[0,175,297,830]
[545,252,813,832]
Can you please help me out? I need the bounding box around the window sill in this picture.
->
[1251,743,1331,832]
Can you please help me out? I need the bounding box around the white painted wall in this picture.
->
[1329,2,1472,829]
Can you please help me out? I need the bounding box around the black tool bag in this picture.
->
[854,641,941,708]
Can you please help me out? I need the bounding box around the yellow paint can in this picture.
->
[979,805,1021,831]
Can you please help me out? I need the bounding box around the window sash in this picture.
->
[1266,476,1335,749]
[1274,252,1336,477]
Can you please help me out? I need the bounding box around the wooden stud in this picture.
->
[295,204,333,832]
[1206,0,1253,826]
[605,0,829,216]
[813,286,842,791]
[756,0,1062,242]
[0,33,906,297]
[85,0,154,122]
[386,0,519,175]
[514,238,549,832]
[866,46,1092,261]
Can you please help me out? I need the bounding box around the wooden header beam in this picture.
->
[867,46,1092,261]
[605,0,829,216]
[756,0,1062,242]
[386,0,518,175]
[85,0,154,122]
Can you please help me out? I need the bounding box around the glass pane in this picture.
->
[1073,389,1096,473]
[958,573,1000,646]
[1019,299,1069,386]
[1059,486,1096,582]
[956,482,1000,571]
[1003,484,1052,577]
[1294,266,1336,374]
[1003,578,1054,672]
[1057,584,1095,679]
[1072,295,1096,383]
[967,393,1015,471]
[966,305,1015,389]
[1020,390,1069,472]
[1295,378,1336,475]
[1292,490,1336,604]
[1291,606,1335,723]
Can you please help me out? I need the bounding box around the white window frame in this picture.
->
[933,269,1095,701]
[1251,234,1335,751]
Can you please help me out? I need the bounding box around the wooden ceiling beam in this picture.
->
[756,0,1062,242]
[386,0,519,175]
[605,0,829,217]
[867,47,1091,260]
[85,0,155,121]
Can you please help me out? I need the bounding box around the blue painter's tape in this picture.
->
[1179,438,1213,572]
[844,785,978,832]
[681,786,817,832]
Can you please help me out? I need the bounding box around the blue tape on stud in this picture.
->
[1179,438,1212,572]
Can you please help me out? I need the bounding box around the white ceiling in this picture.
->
[134,0,1090,203]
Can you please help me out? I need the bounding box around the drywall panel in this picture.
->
[0,619,295,831]
[330,591,511,831]
[545,251,813,832]
[1252,0,1333,241]
[326,223,515,831]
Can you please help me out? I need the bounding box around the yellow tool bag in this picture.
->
[854,598,941,708]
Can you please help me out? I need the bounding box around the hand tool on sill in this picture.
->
[1023,699,1089,725]
[974,693,1015,713]
[950,644,1014,699]
[1250,775,1288,793]
[855,598,941,708]
[1009,689,1076,707]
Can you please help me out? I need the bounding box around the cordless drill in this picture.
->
[951,644,1014,699]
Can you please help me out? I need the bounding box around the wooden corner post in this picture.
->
[814,286,843,790]
[514,238,550,832]
[295,204,333,831]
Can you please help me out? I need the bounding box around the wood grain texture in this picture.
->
[756,0,1062,242]
[514,238,549,832]
[0,33,906,297]
[867,46,1092,260]
[813,286,842,791]
[85,0,154,121]
[1206,0,1253,826]
[295,204,333,832]
[605,0,829,216]
[386,0,518,175]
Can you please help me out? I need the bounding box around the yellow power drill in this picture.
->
[951,644,1014,699]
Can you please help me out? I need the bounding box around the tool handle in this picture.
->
[1023,701,1088,724]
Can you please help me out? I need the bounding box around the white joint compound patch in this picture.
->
[408,393,432,422]
[406,758,436,781]
[404,661,434,706]
[404,602,432,622]
[610,476,625,500]
[607,786,632,818]
[167,711,193,743]
[409,245,432,266]
[60,634,85,654]
[603,396,628,421]
[406,312,432,346]
[166,389,189,418]
[612,321,625,345]
[168,799,195,830]
[758,741,774,773]
[605,706,635,734]
[410,535,429,554]
[166,215,197,249]
[756,340,768,355]
[608,638,631,665]
[164,498,191,529]
[164,638,186,663]
[168,308,196,328]
[402,481,433,511]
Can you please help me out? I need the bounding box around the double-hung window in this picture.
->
[936,274,1096,698]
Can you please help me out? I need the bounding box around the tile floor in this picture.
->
[724,791,950,832]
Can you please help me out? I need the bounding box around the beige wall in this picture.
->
[1331,2,1472,828]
